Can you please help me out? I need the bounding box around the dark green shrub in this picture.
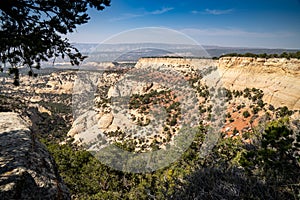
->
[240,118,300,198]
[243,110,250,118]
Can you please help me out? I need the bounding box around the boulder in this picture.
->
[98,113,114,129]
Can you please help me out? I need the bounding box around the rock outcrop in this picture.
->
[36,71,76,94]
[0,112,70,199]
[136,57,300,110]
[218,57,300,110]
[68,56,300,145]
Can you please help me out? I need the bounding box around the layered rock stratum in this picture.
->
[136,57,300,110]
[0,112,70,199]
[0,56,299,196]
[68,56,300,151]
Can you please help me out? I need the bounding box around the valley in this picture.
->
[1,55,299,199]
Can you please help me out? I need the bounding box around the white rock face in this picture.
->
[68,110,99,137]
[68,56,300,145]
[136,57,300,110]
[217,57,300,110]
[98,113,114,129]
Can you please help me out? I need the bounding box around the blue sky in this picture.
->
[67,0,300,49]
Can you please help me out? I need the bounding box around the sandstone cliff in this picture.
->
[0,112,70,199]
[68,56,300,146]
[135,57,300,110]
[218,57,300,110]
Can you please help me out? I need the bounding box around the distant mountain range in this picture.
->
[34,43,299,68]
[72,43,299,58]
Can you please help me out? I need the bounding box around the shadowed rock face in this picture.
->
[0,112,70,199]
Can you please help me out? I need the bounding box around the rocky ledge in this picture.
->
[0,112,70,199]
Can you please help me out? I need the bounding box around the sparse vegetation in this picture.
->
[1,59,299,199]
[220,51,300,59]
[240,118,300,199]
[276,106,294,117]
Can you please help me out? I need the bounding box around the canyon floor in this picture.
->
[0,56,299,199]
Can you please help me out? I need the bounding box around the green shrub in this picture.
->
[243,110,250,118]
[239,118,300,198]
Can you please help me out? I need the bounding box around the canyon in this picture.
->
[68,56,300,150]
[136,57,300,110]
[1,56,299,197]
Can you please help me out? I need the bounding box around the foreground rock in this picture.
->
[0,112,70,199]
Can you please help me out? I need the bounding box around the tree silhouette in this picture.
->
[0,0,110,85]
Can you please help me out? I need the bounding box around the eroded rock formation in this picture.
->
[218,57,300,110]
[136,57,300,110]
[0,112,70,199]
[67,56,300,146]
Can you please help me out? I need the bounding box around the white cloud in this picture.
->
[191,10,200,14]
[149,7,174,15]
[205,8,233,15]
[110,13,142,21]
[181,28,294,38]
[180,28,297,48]
[192,8,233,15]
[111,7,174,21]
